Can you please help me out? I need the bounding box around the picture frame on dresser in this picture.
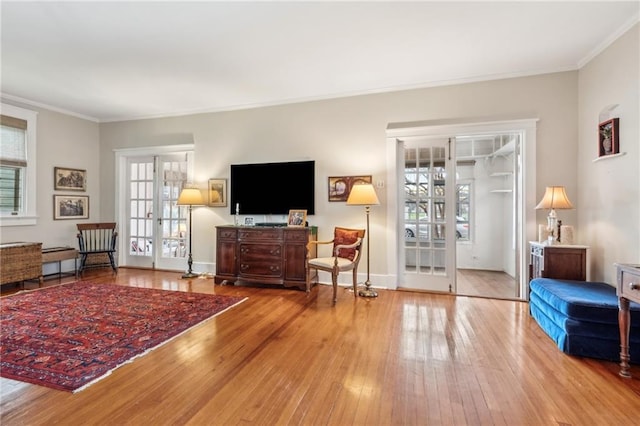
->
[54,195,89,220]
[54,167,86,191]
[288,209,306,227]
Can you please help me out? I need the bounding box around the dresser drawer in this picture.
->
[238,228,283,241]
[619,268,640,302]
[218,228,238,240]
[285,229,308,242]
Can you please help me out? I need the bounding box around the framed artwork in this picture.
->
[598,118,619,157]
[54,195,89,220]
[208,178,227,207]
[328,175,372,202]
[244,217,255,226]
[54,167,86,191]
[288,209,307,227]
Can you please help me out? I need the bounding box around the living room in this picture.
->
[1,2,639,424]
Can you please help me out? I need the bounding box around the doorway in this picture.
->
[115,146,194,271]
[386,119,537,301]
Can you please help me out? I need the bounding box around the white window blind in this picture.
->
[0,104,37,225]
[1,115,28,167]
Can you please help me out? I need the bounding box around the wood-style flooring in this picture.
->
[1,268,639,425]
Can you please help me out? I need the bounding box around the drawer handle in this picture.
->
[269,266,280,272]
[240,264,249,271]
[630,283,639,291]
[270,248,281,255]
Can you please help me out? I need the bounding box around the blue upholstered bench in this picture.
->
[529,278,640,363]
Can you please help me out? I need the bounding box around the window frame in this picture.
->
[456,180,473,242]
[0,103,38,226]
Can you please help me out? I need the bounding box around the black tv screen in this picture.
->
[230,160,315,215]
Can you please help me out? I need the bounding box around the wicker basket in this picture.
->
[0,242,42,285]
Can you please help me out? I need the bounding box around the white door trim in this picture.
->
[386,118,537,298]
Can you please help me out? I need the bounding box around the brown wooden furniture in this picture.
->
[616,263,640,378]
[214,225,318,290]
[529,241,588,281]
[0,242,43,286]
[77,223,118,274]
[42,247,78,279]
[307,227,365,304]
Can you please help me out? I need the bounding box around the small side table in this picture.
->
[529,241,589,281]
[42,247,78,280]
[616,263,640,378]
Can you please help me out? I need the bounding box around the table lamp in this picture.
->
[535,186,573,244]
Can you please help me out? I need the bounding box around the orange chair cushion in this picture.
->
[334,228,359,261]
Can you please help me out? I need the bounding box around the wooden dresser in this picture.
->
[0,242,43,286]
[215,226,318,290]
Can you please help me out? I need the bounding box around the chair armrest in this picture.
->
[333,237,362,256]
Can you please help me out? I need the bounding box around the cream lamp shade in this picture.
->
[535,186,574,210]
[177,187,204,206]
[346,183,380,206]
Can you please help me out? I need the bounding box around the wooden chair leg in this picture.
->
[331,271,338,305]
[352,269,358,297]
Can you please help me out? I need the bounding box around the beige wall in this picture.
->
[5,24,636,285]
[578,23,640,282]
[1,103,100,249]
[99,71,579,285]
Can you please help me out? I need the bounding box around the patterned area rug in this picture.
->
[0,281,246,392]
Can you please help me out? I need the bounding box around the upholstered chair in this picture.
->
[307,227,365,305]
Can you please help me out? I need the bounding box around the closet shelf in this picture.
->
[490,189,513,193]
[490,172,513,177]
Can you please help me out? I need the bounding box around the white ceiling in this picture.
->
[1,1,638,122]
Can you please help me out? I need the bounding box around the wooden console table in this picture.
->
[42,247,78,279]
[616,263,640,378]
[215,225,318,290]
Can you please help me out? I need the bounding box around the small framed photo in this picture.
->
[598,118,619,157]
[208,178,227,207]
[54,195,89,220]
[54,167,86,191]
[288,209,307,227]
[244,217,255,226]
[328,175,372,202]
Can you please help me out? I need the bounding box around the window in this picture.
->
[0,103,37,226]
[456,182,471,241]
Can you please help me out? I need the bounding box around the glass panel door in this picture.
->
[122,153,191,271]
[401,139,455,293]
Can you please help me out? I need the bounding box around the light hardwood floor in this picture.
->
[1,268,639,425]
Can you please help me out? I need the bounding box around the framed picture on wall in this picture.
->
[328,175,372,202]
[208,178,227,207]
[54,195,89,220]
[598,118,619,157]
[54,167,87,191]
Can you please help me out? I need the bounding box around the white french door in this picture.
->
[121,152,193,271]
[399,138,456,293]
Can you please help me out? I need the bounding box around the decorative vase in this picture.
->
[602,136,612,154]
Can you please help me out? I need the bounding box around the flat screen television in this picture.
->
[230,160,315,216]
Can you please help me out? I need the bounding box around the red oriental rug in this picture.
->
[0,281,246,392]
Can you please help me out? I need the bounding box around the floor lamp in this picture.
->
[177,186,204,279]
[347,183,380,297]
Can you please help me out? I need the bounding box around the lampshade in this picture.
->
[535,186,573,210]
[177,187,204,206]
[346,183,380,206]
